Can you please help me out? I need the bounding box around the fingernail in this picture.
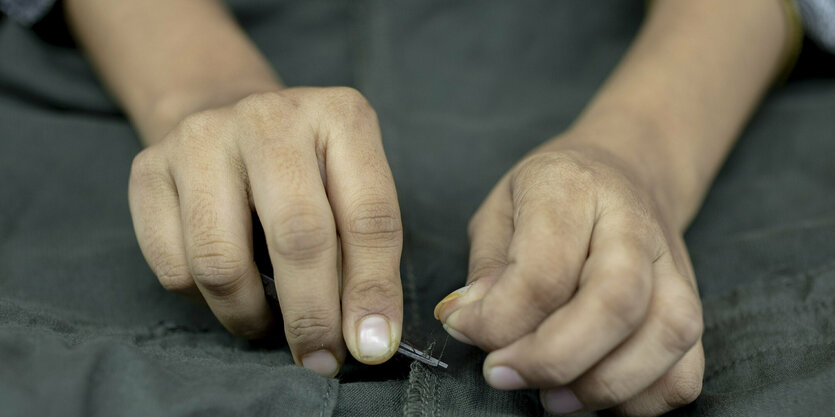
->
[484,366,527,390]
[433,283,473,319]
[357,314,391,360]
[542,388,583,415]
[443,322,474,345]
[301,350,339,378]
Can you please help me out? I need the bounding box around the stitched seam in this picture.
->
[402,359,440,416]
[433,366,439,417]
[320,380,331,417]
[401,209,428,413]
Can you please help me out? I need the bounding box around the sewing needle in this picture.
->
[259,273,448,369]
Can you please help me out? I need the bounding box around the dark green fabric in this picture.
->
[1,1,833,416]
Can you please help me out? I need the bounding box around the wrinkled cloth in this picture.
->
[0,1,834,416]
[0,0,53,25]
[799,0,835,51]
[4,0,835,55]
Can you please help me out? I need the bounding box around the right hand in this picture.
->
[129,87,403,377]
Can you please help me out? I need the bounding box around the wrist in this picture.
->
[136,78,284,145]
[549,108,703,232]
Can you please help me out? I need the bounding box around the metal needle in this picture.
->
[260,273,448,368]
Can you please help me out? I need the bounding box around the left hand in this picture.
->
[434,135,704,415]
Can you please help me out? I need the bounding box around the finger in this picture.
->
[612,341,705,416]
[245,127,345,377]
[321,90,403,364]
[434,181,513,322]
[172,139,275,340]
[128,147,199,299]
[441,168,595,350]
[482,212,655,390]
[542,256,703,413]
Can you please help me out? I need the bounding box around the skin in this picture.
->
[434,0,790,415]
[65,0,790,414]
[65,0,404,375]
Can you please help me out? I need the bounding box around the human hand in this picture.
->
[434,136,704,415]
[129,87,403,377]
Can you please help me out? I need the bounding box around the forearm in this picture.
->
[65,0,283,144]
[560,0,791,231]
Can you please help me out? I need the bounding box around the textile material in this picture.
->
[0,1,833,416]
[0,0,53,25]
[799,0,835,52]
[4,0,835,54]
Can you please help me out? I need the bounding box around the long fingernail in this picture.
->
[357,314,391,360]
[484,366,527,390]
[301,350,339,378]
[542,388,582,415]
[433,283,474,320]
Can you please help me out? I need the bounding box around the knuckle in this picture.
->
[519,264,575,316]
[141,235,191,292]
[530,351,574,386]
[597,274,649,329]
[658,297,704,353]
[663,370,703,407]
[129,149,156,178]
[176,110,221,140]
[474,311,513,350]
[345,278,401,308]
[270,205,335,261]
[467,257,506,283]
[322,87,377,123]
[155,263,193,293]
[514,151,597,191]
[583,374,631,407]
[284,308,336,345]
[523,330,578,384]
[234,92,299,137]
[129,148,168,192]
[188,239,250,296]
[168,110,231,153]
[343,200,402,248]
[235,91,294,114]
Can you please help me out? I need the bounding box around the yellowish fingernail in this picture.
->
[433,283,473,320]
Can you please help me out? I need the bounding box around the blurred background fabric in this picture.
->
[1,1,833,416]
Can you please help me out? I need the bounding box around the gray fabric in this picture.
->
[0,0,833,416]
[0,0,54,25]
[5,0,835,53]
[799,0,835,53]
[3,0,835,55]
